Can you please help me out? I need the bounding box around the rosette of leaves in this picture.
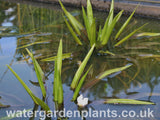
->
[59,0,160,52]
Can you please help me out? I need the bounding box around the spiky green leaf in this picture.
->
[82,6,91,43]
[136,32,160,37]
[26,48,46,98]
[41,53,71,62]
[104,99,154,105]
[7,65,50,111]
[59,0,84,35]
[72,66,92,101]
[71,44,95,89]
[114,23,147,46]
[101,10,123,45]
[87,0,93,26]
[90,18,96,46]
[63,17,82,45]
[53,40,63,104]
[115,7,137,39]
[98,64,132,79]
[101,0,114,43]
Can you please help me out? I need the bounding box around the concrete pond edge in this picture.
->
[2,0,160,19]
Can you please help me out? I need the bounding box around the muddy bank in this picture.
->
[2,0,160,19]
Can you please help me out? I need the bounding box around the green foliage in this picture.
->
[104,99,154,105]
[7,40,64,110]
[53,39,63,104]
[114,23,147,46]
[115,6,137,39]
[7,65,50,111]
[70,44,95,89]
[97,64,132,80]
[59,0,160,50]
[7,39,155,111]
[63,16,82,45]
[17,40,50,49]
[72,66,92,101]
[59,0,84,35]
[41,53,71,62]
[82,63,132,91]
[82,0,96,46]
[136,32,160,37]
[71,53,132,101]
[26,48,46,98]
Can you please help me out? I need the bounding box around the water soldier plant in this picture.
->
[1,1,159,119]
[6,40,154,119]
[7,49,50,112]
[59,0,160,51]
[41,0,160,85]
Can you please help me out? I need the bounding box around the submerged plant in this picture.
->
[0,100,10,108]
[59,0,160,51]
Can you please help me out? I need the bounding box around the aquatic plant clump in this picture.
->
[59,0,160,51]
[6,40,155,119]
[1,1,159,119]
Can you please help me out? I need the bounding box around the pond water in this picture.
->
[0,0,160,120]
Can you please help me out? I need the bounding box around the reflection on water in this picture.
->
[0,0,160,119]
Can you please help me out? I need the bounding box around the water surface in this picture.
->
[0,1,160,119]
